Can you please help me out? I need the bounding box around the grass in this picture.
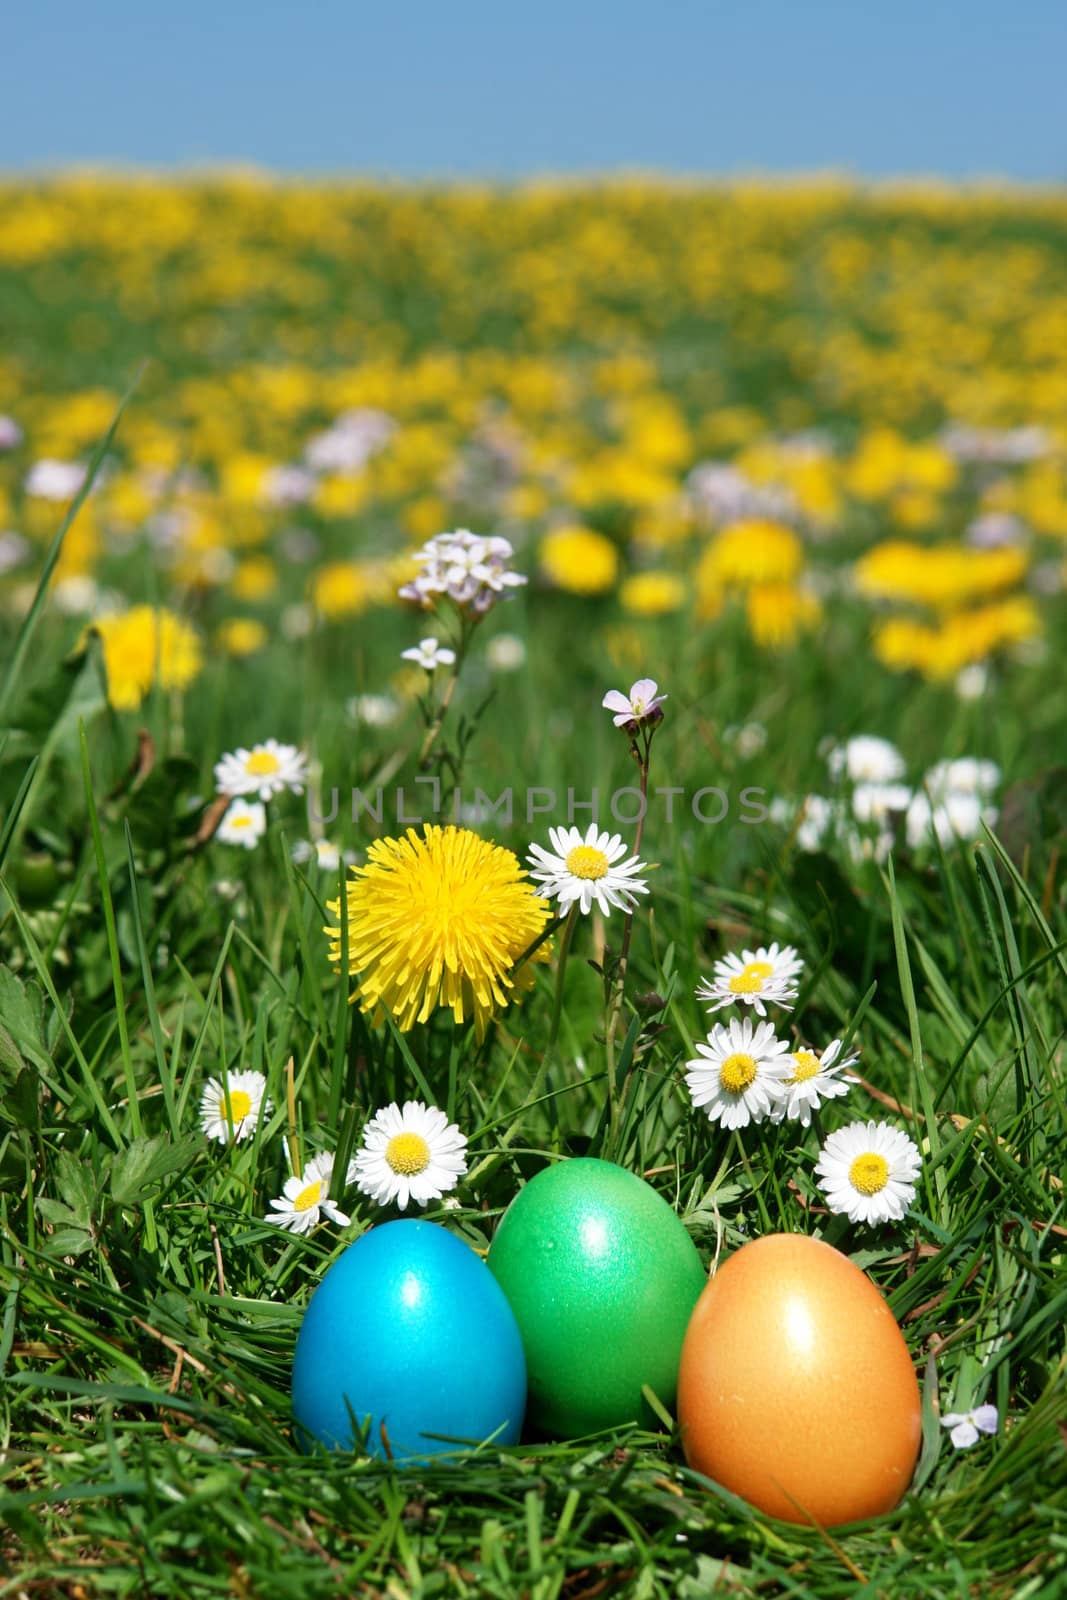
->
[0,179,1066,1597]
[2,729,1064,1595]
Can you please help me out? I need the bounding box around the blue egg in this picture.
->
[292,1219,527,1461]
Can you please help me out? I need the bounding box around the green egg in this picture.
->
[487,1157,706,1437]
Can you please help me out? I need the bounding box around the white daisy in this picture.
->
[264,1152,350,1234]
[827,736,906,785]
[922,758,1000,803]
[769,1038,859,1127]
[345,693,401,728]
[214,739,308,801]
[526,823,649,917]
[0,531,30,573]
[954,665,989,701]
[349,1100,468,1211]
[940,1404,999,1449]
[601,677,668,729]
[685,1016,792,1130]
[905,790,995,850]
[290,838,357,872]
[697,942,803,1017]
[771,794,839,853]
[723,721,767,758]
[0,415,23,451]
[851,782,912,825]
[815,1120,922,1225]
[486,632,526,671]
[216,798,267,849]
[401,636,456,670]
[24,458,88,501]
[200,1069,271,1144]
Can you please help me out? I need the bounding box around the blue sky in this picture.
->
[2,0,1065,180]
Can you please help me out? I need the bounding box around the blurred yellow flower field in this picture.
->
[1,176,1065,707]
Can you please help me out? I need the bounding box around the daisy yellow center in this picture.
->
[728,972,764,994]
[246,750,281,776]
[229,815,252,828]
[386,1131,432,1176]
[564,845,610,880]
[219,1089,252,1121]
[849,1153,890,1195]
[294,1179,323,1212]
[720,1052,758,1093]
[788,1050,820,1084]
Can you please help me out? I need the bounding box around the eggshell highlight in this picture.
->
[292,1219,527,1461]
[487,1157,707,1437]
[678,1233,921,1525]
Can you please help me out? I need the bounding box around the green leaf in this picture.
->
[0,967,51,1074]
[0,1022,24,1079]
[44,1225,96,1259]
[109,1134,198,1207]
[9,1065,39,1130]
[55,1149,97,1223]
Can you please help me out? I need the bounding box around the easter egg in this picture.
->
[292,1219,527,1461]
[487,1157,707,1436]
[677,1233,921,1525]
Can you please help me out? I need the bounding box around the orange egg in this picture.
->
[678,1233,921,1526]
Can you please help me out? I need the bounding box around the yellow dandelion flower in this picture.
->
[402,494,448,541]
[311,473,369,519]
[746,584,822,648]
[538,526,619,595]
[310,560,381,619]
[708,520,804,587]
[856,541,1028,611]
[872,597,1040,679]
[216,617,269,657]
[230,556,278,602]
[504,482,550,521]
[90,605,202,712]
[325,825,552,1039]
[693,543,726,621]
[618,570,685,616]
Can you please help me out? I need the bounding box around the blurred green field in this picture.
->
[0,177,1065,1598]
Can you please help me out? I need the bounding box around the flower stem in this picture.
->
[418,618,470,769]
[604,727,654,1152]
[546,903,579,1055]
[528,902,579,1125]
[464,904,578,1186]
[605,732,651,1054]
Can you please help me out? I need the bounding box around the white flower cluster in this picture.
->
[686,461,797,525]
[247,408,398,509]
[302,407,395,477]
[689,944,859,1133]
[0,415,23,451]
[940,421,1050,465]
[905,757,1000,851]
[399,528,527,615]
[212,737,309,850]
[686,943,920,1224]
[24,458,88,501]
[772,736,1000,863]
[198,1074,469,1233]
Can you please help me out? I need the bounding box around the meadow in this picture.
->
[0,175,1065,1597]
